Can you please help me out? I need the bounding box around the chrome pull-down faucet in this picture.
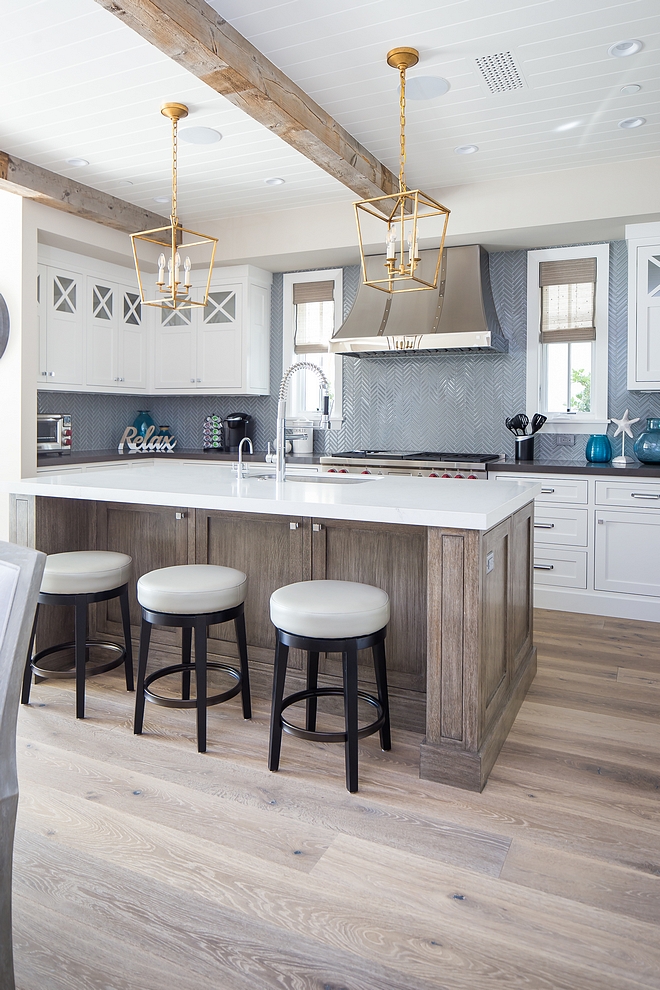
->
[235,436,253,479]
[277,362,331,483]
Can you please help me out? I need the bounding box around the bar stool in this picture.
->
[268,579,391,793]
[134,564,251,753]
[21,550,134,719]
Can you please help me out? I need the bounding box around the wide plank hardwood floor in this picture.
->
[12,609,660,990]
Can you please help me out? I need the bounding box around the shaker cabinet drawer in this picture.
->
[595,480,660,508]
[493,474,588,504]
[533,549,587,589]
[533,506,588,546]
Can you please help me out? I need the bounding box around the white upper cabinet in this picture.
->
[37,248,271,395]
[627,222,660,390]
[38,265,85,386]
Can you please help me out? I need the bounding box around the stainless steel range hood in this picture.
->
[329,244,508,356]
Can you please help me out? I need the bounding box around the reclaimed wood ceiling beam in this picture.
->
[93,0,399,201]
[0,152,168,233]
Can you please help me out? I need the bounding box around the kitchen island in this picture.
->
[8,461,539,791]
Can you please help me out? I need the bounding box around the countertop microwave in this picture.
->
[37,414,72,452]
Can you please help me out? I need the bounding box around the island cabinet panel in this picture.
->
[94,502,189,648]
[421,502,536,792]
[311,518,427,696]
[195,509,307,670]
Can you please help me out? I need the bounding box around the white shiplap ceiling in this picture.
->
[1,0,658,227]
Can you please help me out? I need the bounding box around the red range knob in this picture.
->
[454,474,464,479]
[328,468,338,473]
[428,472,439,478]
[339,468,349,473]
[442,473,452,478]
[467,474,477,480]
[361,469,371,474]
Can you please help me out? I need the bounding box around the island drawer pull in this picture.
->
[534,522,555,529]
[631,492,660,499]
[313,523,323,532]
[175,512,186,520]
[534,563,554,570]
[289,522,299,530]
[540,488,555,494]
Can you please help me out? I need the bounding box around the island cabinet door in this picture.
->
[311,518,427,697]
[195,509,307,671]
[94,502,190,648]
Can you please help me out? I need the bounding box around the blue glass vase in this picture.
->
[585,434,612,462]
[132,410,156,438]
[633,418,660,463]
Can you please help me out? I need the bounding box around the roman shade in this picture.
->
[293,280,335,353]
[539,257,597,343]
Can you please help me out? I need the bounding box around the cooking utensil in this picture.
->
[531,413,547,434]
[509,413,529,435]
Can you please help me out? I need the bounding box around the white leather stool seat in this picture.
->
[41,551,133,596]
[270,580,390,639]
[137,564,247,615]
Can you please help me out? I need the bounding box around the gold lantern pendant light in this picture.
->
[131,103,218,311]
[354,48,450,294]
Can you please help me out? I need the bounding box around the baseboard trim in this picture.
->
[535,588,660,622]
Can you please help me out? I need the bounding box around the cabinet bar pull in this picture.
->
[631,492,660,499]
[534,522,555,529]
[540,488,555,493]
[534,563,554,570]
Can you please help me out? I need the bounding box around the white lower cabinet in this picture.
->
[495,470,660,620]
[594,509,660,596]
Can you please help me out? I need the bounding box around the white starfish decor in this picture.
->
[611,409,640,465]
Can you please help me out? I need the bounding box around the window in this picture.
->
[282,270,343,423]
[526,245,609,432]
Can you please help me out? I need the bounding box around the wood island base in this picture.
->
[11,492,535,792]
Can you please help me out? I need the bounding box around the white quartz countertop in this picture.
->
[8,461,540,530]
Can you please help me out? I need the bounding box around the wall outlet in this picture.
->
[555,434,575,446]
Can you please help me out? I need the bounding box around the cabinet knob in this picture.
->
[190,378,195,383]
[49,371,55,377]
[289,522,299,530]
[196,378,202,383]
[175,512,186,520]
[313,523,323,532]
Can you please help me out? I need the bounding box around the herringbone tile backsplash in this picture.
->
[39,240,660,462]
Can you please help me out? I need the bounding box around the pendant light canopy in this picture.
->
[131,103,218,311]
[354,48,450,294]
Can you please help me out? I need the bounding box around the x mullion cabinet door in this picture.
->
[42,266,85,387]
[86,277,119,388]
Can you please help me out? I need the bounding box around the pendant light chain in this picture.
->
[399,66,407,194]
[171,115,179,225]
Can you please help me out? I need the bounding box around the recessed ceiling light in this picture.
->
[117,180,134,187]
[66,158,89,167]
[454,145,478,155]
[405,76,450,100]
[618,116,646,129]
[620,84,642,95]
[153,195,170,203]
[179,127,222,145]
[264,177,285,185]
[608,40,643,58]
[555,120,582,132]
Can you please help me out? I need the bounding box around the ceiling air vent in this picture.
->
[475,51,525,93]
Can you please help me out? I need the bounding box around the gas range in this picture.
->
[320,451,504,478]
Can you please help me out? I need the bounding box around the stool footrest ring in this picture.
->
[143,662,242,710]
[280,686,385,744]
[31,640,126,680]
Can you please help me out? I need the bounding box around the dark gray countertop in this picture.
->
[37,449,321,467]
[492,456,660,478]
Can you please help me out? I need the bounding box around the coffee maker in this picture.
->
[223,413,252,451]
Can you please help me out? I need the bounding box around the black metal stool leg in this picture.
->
[134,618,152,734]
[234,611,251,720]
[194,617,207,754]
[74,598,87,720]
[343,643,359,793]
[119,585,134,692]
[306,651,319,731]
[21,604,40,705]
[181,626,192,701]
[268,631,289,772]
[373,639,391,751]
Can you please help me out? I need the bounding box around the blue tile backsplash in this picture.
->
[38,240,660,463]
